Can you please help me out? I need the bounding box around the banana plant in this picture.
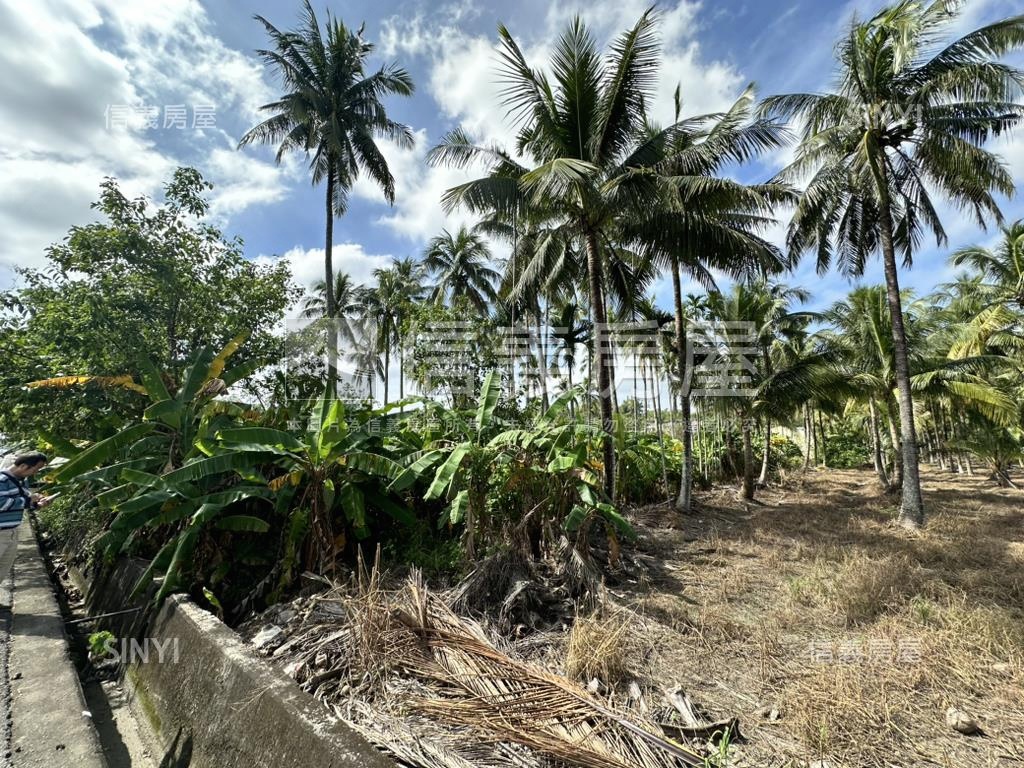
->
[421,369,503,559]
[422,371,632,561]
[491,390,633,546]
[213,386,424,589]
[47,337,272,601]
[47,333,261,481]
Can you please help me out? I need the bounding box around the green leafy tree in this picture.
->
[0,169,295,445]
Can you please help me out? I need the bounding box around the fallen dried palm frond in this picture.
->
[254,563,709,768]
[341,699,543,768]
[394,573,705,768]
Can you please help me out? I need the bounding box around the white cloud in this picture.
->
[992,132,1024,185]
[352,128,480,242]
[205,148,290,218]
[0,0,292,284]
[258,243,393,292]
[90,0,274,124]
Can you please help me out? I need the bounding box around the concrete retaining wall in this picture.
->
[85,563,393,768]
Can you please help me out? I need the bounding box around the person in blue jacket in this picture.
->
[0,452,52,577]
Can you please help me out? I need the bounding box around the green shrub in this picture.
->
[35,488,107,564]
[87,630,116,659]
[825,423,870,468]
[752,433,805,477]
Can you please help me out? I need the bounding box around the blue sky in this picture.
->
[1,0,1022,315]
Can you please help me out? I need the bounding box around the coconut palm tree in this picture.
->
[696,285,806,499]
[550,300,592,398]
[387,256,427,402]
[299,270,365,376]
[633,86,794,511]
[761,2,1024,527]
[953,222,1024,303]
[423,226,500,314]
[300,270,363,326]
[948,221,1024,356]
[358,278,392,405]
[239,0,414,390]
[823,286,914,489]
[428,11,788,497]
[744,282,813,486]
[824,285,1018,489]
[359,259,426,404]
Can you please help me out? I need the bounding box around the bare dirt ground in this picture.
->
[600,465,1024,767]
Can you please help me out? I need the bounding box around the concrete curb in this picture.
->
[10,521,105,767]
[84,558,394,767]
[121,594,395,768]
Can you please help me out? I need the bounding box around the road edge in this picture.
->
[9,520,106,767]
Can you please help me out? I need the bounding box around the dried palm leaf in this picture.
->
[394,575,705,768]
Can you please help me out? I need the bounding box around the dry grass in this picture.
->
[618,465,1024,767]
[257,571,706,768]
[564,608,636,686]
[830,551,923,625]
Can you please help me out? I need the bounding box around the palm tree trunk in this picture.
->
[382,346,390,405]
[398,333,405,409]
[695,400,705,481]
[757,347,773,486]
[508,329,517,402]
[945,408,966,474]
[566,355,574,413]
[875,164,925,527]
[757,419,772,486]
[324,166,338,394]
[538,305,550,411]
[586,346,593,425]
[869,397,890,488]
[585,230,615,499]
[652,360,669,495]
[817,410,828,468]
[668,391,677,441]
[633,351,640,434]
[811,406,820,465]
[957,413,974,476]
[741,417,755,501]
[929,402,947,470]
[803,405,812,471]
[885,396,904,490]
[670,259,694,513]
